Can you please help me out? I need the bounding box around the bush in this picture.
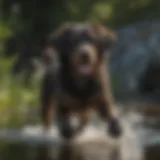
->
[0,55,41,127]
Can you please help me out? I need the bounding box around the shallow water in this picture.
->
[0,103,159,160]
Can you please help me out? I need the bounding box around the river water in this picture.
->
[0,102,159,160]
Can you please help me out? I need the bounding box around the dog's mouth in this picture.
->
[76,63,94,76]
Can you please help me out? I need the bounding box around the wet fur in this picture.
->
[40,22,122,138]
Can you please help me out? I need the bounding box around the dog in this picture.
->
[40,22,122,139]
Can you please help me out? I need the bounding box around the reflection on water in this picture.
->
[0,142,159,160]
[0,103,160,160]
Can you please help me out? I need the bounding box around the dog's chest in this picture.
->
[59,74,101,100]
[74,77,90,89]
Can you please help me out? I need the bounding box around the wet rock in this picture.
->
[145,144,160,160]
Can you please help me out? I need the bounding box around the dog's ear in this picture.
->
[47,24,72,53]
[88,23,117,53]
[43,24,72,67]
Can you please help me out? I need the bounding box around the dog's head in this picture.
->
[47,23,117,77]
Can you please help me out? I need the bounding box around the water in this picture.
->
[0,103,160,160]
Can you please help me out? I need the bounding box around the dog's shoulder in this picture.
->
[61,76,102,100]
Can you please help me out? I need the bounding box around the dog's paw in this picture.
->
[107,118,123,138]
[59,121,75,139]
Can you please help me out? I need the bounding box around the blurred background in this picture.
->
[0,0,160,160]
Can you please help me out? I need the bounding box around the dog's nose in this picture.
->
[79,51,90,63]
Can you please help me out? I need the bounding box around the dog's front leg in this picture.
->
[41,99,56,131]
[97,60,122,138]
[57,105,91,139]
[75,108,92,135]
[40,70,57,131]
[57,106,76,139]
[96,101,122,138]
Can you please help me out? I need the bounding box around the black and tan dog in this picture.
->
[40,22,122,139]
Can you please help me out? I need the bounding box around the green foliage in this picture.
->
[0,24,13,41]
[89,2,114,23]
[2,0,160,53]
[0,55,41,127]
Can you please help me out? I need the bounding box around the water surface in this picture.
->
[0,102,159,160]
